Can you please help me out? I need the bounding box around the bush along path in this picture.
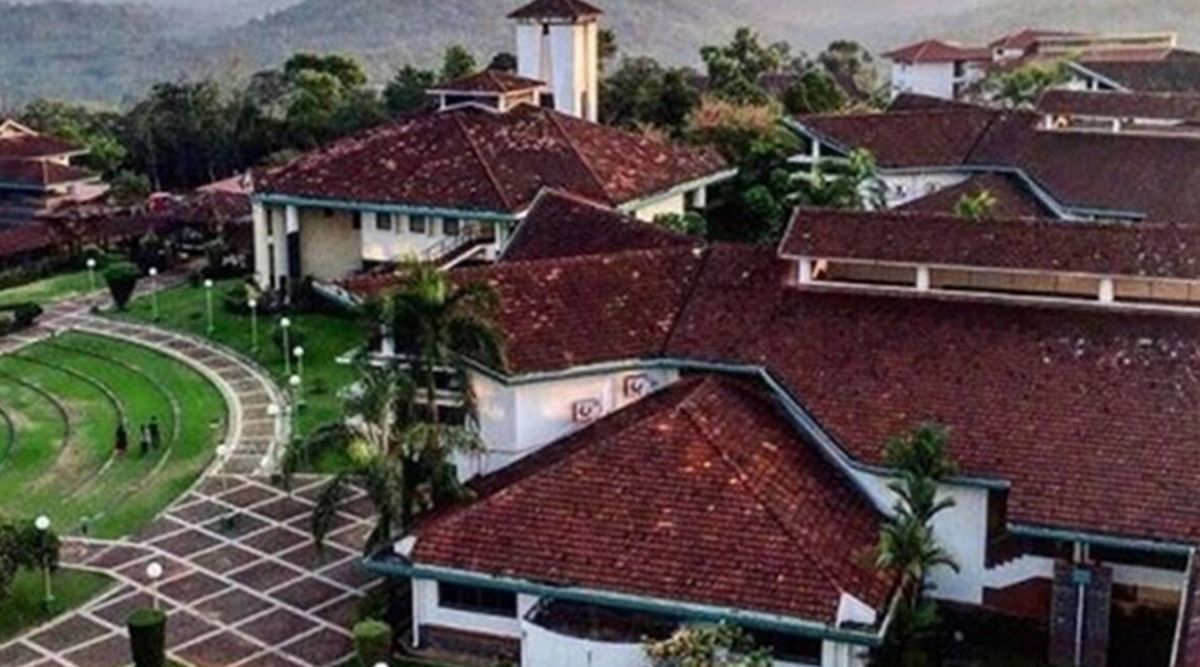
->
[0,282,386,667]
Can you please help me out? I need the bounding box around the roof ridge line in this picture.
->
[451,112,517,213]
[676,388,857,603]
[660,246,712,356]
[545,110,617,205]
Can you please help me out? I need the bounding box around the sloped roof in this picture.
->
[1038,89,1200,121]
[883,39,991,64]
[508,0,603,20]
[793,108,999,168]
[413,374,894,624]
[0,223,59,258]
[781,207,1200,279]
[1076,49,1200,93]
[431,70,546,94]
[0,159,96,189]
[501,190,697,262]
[447,243,1200,545]
[0,132,83,160]
[989,29,1082,52]
[897,172,1057,219]
[258,105,727,215]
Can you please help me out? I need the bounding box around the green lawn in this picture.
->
[0,332,227,538]
[0,569,114,641]
[0,270,97,307]
[113,280,368,471]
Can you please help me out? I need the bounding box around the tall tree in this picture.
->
[700,27,791,104]
[384,66,437,115]
[19,100,127,176]
[601,57,700,136]
[818,40,881,102]
[440,45,478,82]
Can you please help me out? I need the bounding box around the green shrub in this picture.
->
[104,262,141,310]
[353,619,392,666]
[0,302,43,336]
[127,608,167,667]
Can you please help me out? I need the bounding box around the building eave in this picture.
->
[362,557,887,646]
[253,193,522,222]
[614,168,739,214]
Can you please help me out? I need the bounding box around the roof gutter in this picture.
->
[1008,523,1196,556]
[253,193,521,223]
[1170,548,1197,667]
[362,557,886,646]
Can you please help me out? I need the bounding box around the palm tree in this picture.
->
[793,148,885,211]
[874,423,960,666]
[290,261,505,553]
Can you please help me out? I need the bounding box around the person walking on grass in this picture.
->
[148,416,161,450]
[115,423,128,457]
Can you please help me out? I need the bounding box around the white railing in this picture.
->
[521,617,651,667]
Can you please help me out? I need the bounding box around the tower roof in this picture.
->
[508,0,603,21]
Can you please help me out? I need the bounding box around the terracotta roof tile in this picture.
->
[259,106,725,214]
[0,159,95,189]
[0,133,82,160]
[883,39,991,64]
[1038,89,1200,121]
[784,207,1200,278]
[793,108,999,168]
[502,190,698,262]
[507,0,603,20]
[432,70,546,94]
[897,173,1056,219]
[456,244,1200,545]
[414,375,894,623]
[1075,49,1200,93]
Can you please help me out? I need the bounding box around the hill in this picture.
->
[2,0,1199,108]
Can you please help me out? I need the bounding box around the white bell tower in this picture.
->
[509,0,602,122]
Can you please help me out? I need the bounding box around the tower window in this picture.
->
[542,23,550,35]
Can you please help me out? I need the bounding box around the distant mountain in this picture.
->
[2,0,1199,108]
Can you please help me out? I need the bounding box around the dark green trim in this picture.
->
[1009,524,1195,555]
[363,557,884,646]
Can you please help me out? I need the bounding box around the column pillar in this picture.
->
[1098,278,1115,304]
[916,265,931,291]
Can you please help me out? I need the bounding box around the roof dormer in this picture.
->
[428,70,548,113]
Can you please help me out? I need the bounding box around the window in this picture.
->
[266,209,275,236]
[323,208,335,218]
[352,212,362,230]
[443,217,461,236]
[409,215,428,234]
[542,23,550,35]
[437,582,517,617]
[376,212,394,231]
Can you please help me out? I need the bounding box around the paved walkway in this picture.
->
[0,285,381,667]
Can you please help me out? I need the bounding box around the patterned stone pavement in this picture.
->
[0,475,379,667]
[0,284,382,666]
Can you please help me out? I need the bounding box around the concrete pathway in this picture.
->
[0,282,380,667]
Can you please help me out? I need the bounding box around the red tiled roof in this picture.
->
[781,207,1200,279]
[798,105,1200,221]
[501,190,697,262]
[1038,89,1200,121]
[414,375,894,623]
[507,0,602,20]
[989,29,1081,52]
[887,93,984,113]
[0,159,95,189]
[0,133,82,160]
[897,173,1056,219]
[883,39,991,64]
[1075,49,1200,93]
[460,245,704,372]
[258,105,726,214]
[432,70,545,94]
[454,244,1200,545]
[793,108,999,168]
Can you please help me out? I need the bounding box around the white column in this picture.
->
[692,186,708,209]
[1099,278,1115,303]
[797,257,814,285]
[252,202,270,290]
[916,265,931,291]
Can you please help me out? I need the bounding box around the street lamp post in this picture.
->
[280,318,292,376]
[145,561,164,611]
[293,346,305,382]
[248,299,259,354]
[34,515,53,611]
[289,374,302,467]
[204,279,215,335]
[216,444,237,531]
[148,267,159,321]
[86,258,97,292]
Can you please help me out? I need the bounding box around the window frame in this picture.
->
[437,582,518,618]
[409,215,428,234]
[443,217,462,237]
[376,212,394,232]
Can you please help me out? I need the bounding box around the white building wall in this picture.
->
[252,204,292,291]
[821,641,870,667]
[411,578,538,644]
[360,212,470,263]
[459,367,680,480]
[852,468,990,604]
[880,172,971,208]
[631,193,687,221]
[522,620,651,667]
[890,62,956,99]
